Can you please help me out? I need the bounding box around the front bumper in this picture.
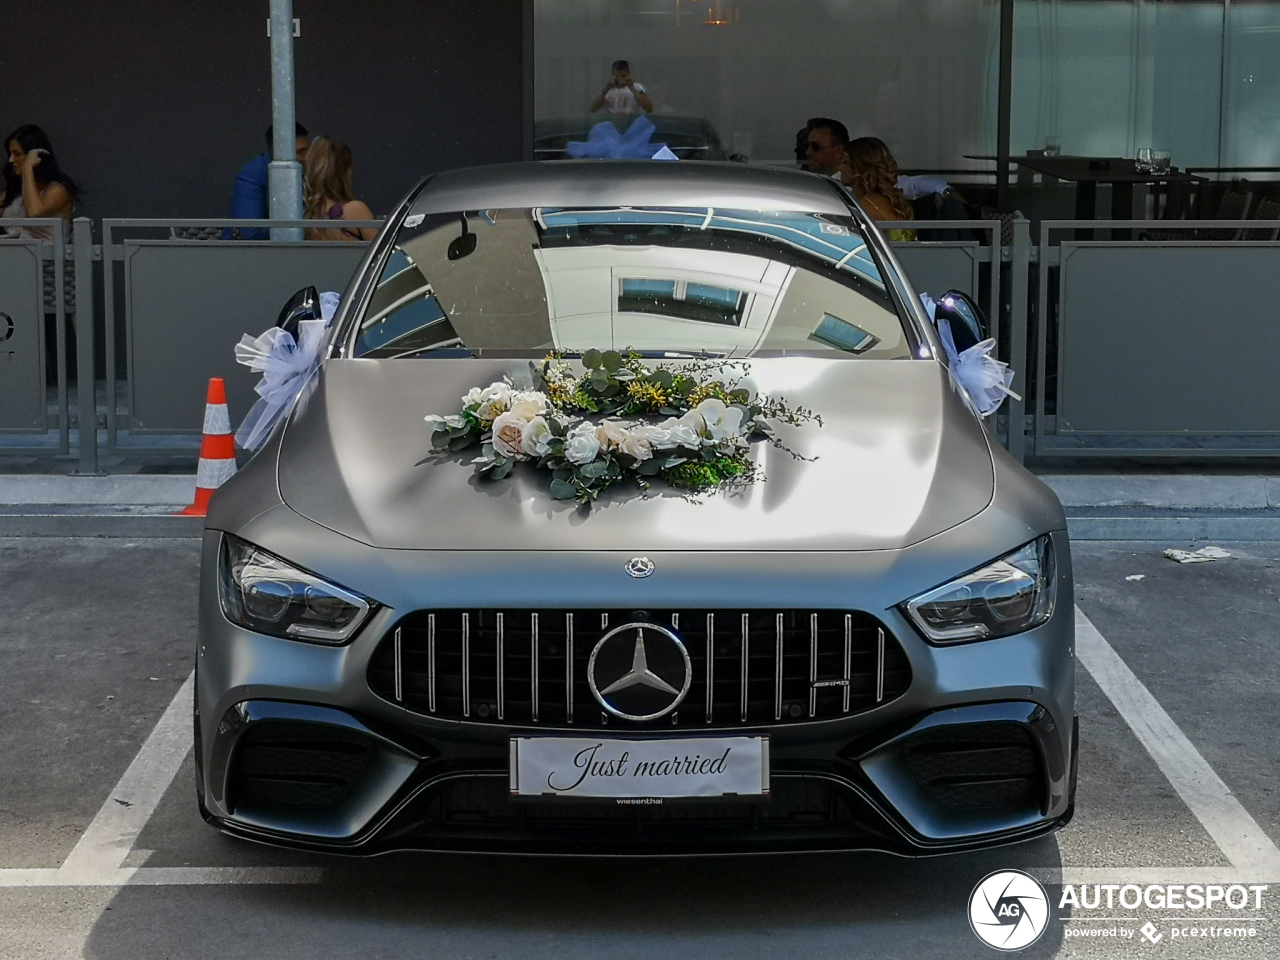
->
[195,531,1077,856]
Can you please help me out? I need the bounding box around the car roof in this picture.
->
[407,161,855,218]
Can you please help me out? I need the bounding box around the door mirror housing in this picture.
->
[933,290,988,353]
[276,286,321,340]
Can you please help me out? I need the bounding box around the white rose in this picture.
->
[596,419,631,450]
[491,410,527,459]
[563,421,602,465]
[695,397,745,442]
[649,413,702,449]
[520,416,553,458]
[509,391,549,422]
[461,386,485,408]
[473,383,514,422]
[618,432,653,462]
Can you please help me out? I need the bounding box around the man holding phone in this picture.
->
[590,60,654,116]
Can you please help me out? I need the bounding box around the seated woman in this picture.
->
[839,137,916,241]
[303,136,377,241]
[1,124,80,240]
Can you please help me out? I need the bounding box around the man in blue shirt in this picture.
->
[226,122,310,239]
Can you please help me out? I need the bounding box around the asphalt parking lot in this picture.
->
[1,537,1278,959]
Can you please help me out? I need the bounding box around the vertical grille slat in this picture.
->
[565,612,574,724]
[876,626,885,703]
[842,613,851,714]
[705,612,715,724]
[462,611,471,719]
[371,608,910,728]
[428,613,437,713]
[809,613,818,718]
[774,613,784,721]
[393,626,403,703]
[496,612,505,721]
[530,612,539,723]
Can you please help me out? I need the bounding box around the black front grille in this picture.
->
[368,609,910,728]
[902,723,1043,810]
[228,723,375,812]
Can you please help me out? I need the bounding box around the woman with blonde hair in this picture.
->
[839,137,916,241]
[303,136,377,241]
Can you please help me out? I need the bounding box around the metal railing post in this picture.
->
[1007,217,1031,463]
[72,218,100,475]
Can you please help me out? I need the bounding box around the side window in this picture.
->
[356,246,459,358]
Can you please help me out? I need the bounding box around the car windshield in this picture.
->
[350,206,914,360]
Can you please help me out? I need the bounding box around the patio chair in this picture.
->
[1142,184,1252,241]
[1241,197,1280,241]
[168,226,222,241]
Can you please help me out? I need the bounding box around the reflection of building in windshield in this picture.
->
[355,207,907,360]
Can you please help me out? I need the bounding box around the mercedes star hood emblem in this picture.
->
[587,622,691,721]
[624,556,655,578]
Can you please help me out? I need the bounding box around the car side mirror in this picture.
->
[933,290,988,353]
[276,286,321,340]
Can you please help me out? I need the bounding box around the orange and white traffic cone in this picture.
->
[176,378,237,517]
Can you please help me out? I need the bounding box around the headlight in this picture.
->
[217,534,375,644]
[902,535,1057,644]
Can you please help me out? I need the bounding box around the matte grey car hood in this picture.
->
[277,358,994,551]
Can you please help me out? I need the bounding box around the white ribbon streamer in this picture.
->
[233,292,340,450]
[920,292,1019,418]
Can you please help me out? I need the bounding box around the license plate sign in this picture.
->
[510,736,768,799]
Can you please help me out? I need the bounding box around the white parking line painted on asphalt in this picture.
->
[0,670,320,888]
[1076,605,1280,878]
[57,671,198,882]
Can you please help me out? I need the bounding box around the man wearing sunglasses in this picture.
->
[802,117,950,202]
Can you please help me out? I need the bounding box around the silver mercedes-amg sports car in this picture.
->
[196,160,1075,856]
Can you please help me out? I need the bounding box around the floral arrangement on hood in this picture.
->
[425,350,820,504]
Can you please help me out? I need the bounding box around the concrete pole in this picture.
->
[268,0,303,241]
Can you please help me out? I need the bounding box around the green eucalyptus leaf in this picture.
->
[550,479,578,500]
[676,378,695,397]
[651,369,673,389]
[553,465,574,481]
[602,350,623,372]
[729,388,750,402]
[590,369,610,390]
[601,382,619,398]
[582,348,602,370]
[490,458,515,480]
[449,434,475,451]
[637,458,663,476]
[579,460,609,479]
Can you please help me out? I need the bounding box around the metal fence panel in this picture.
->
[1057,243,1280,433]
[0,241,48,432]
[123,242,366,434]
[1036,220,1280,456]
[0,220,69,455]
[890,242,982,309]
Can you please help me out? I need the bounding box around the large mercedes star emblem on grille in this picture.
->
[587,622,692,721]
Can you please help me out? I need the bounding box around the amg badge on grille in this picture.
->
[624,556,655,579]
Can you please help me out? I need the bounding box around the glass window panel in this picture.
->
[534,0,1000,171]
[1222,0,1280,168]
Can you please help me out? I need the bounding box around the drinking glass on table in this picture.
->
[1135,147,1152,172]
[1150,150,1171,175]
